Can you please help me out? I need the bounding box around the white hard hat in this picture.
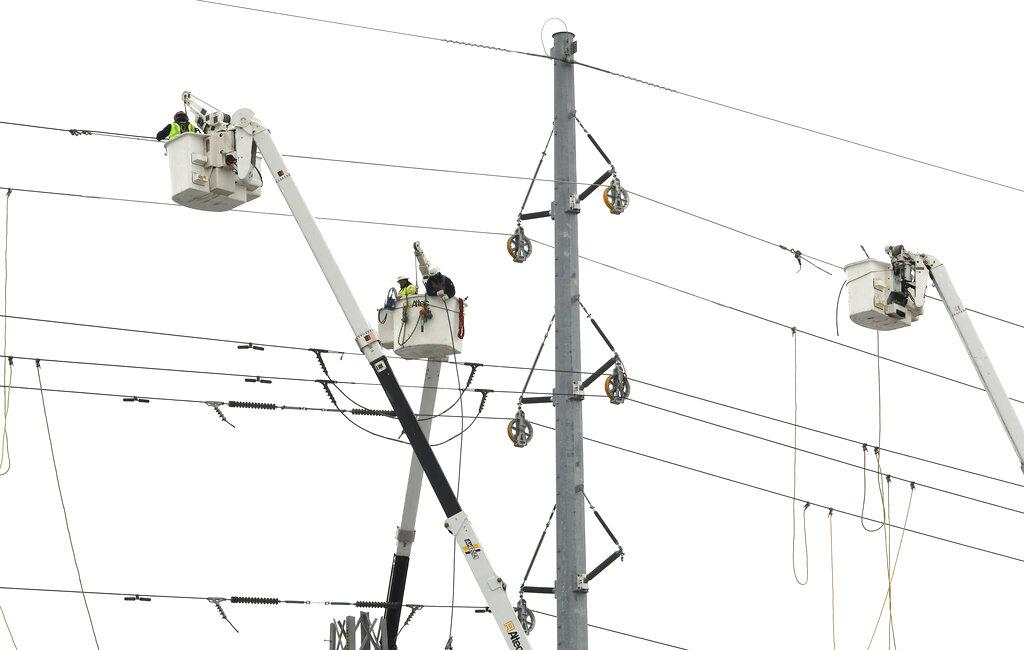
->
[396,275,410,282]
[427,266,440,276]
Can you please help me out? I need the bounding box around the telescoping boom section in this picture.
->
[167,94,533,650]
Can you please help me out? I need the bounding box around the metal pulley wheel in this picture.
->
[506,225,533,263]
[507,408,534,447]
[603,176,629,215]
[515,596,536,634]
[604,361,630,405]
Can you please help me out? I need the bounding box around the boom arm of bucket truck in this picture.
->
[886,245,1024,472]
[178,97,533,649]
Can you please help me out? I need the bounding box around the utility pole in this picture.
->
[551,30,588,650]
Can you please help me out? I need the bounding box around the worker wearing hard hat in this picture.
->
[156,111,198,142]
[396,275,417,299]
[426,267,456,300]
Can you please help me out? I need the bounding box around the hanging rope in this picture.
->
[882,475,896,649]
[791,329,809,585]
[35,361,101,649]
[828,508,836,650]
[861,333,886,533]
[867,483,916,649]
[445,297,467,646]
[0,601,15,650]
[1,190,11,477]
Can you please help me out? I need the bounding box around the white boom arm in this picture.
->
[890,246,1024,472]
[229,112,532,649]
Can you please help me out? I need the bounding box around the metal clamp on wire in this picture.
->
[507,408,534,448]
[507,224,533,263]
[604,358,630,405]
[603,175,629,215]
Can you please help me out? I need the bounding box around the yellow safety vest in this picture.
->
[398,284,418,298]
[168,122,197,140]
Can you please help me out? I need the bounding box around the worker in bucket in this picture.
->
[426,266,456,300]
[396,274,417,299]
[156,111,198,141]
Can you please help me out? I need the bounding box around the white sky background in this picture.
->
[1,1,1024,648]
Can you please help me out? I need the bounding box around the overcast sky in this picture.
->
[2,1,1024,649]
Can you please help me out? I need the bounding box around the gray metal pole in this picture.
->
[552,30,588,650]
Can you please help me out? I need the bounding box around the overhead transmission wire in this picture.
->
[7,357,1024,522]
[533,609,691,649]
[186,1,1024,197]
[4,306,1023,493]
[8,346,1022,519]
[0,381,507,449]
[35,361,101,650]
[0,583,485,610]
[9,374,1024,575]
[624,395,1024,518]
[3,121,1024,330]
[1,181,1019,408]
[2,290,1023,494]
[581,434,1022,564]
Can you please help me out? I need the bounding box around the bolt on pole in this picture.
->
[552,30,589,650]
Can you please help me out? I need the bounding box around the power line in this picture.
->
[9,346,1021,494]
[630,377,1024,491]
[35,363,101,649]
[0,382,511,448]
[533,609,691,650]
[582,435,1024,565]
[571,61,1024,195]
[1,183,1016,402]
[194,0,550,60]
[4,121,1023,329]
[0,121,867,277]
[627,397,1024,518]
[186,3,1024,195]
[0,584,484,609]
[21,347,1024,517]
[10,347,1024,520]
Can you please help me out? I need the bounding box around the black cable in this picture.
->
[194,0,551,60]
[5,337,1022,494]
[6,342,1023,492]
[0,382,503,447]
[0,584,483,609]
[532,609,690,649]
[35,363,101,650]
[629,377,1024,491]
[0,311,344,354]
[1,174,1020,339]
[572,61,1024,195]
[627,397,1024,518]
[184,3,1024,196]
[582,435,1024,564]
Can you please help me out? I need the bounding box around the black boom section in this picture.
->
[383,554,410,649]
[370,355,462,517]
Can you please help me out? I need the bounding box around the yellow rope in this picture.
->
[829,509,836,650]
[0,190,9,477]
[867,485,915,648]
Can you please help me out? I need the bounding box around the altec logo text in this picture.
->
[508,631,524,649]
